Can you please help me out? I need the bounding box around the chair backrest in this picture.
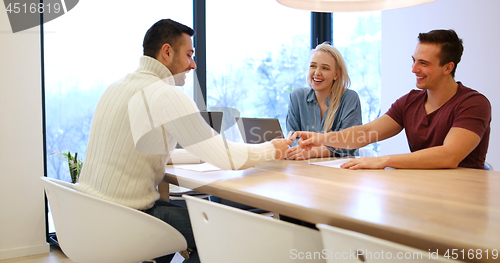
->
[316,224,454,263]
[42,177,187,263]
[183,195,325,263]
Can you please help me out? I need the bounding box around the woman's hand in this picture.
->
[285,146,310,160]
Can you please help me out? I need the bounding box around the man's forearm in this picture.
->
[384,146,461,169]
[324,125,375,149]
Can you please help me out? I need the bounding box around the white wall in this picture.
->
[0,3,49,260]
[381,0,499,169]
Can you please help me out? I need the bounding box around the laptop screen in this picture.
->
[176,111,223,148]
[200,111,223,133]
[236,117,284,144]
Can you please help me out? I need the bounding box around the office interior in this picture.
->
[1,0,499,260]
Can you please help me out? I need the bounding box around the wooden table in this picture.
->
[164,159,500,262]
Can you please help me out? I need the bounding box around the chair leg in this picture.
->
[158,181,170,201]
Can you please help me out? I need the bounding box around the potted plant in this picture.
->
[59,151,83,183]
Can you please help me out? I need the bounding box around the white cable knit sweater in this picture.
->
[75,56,276,210]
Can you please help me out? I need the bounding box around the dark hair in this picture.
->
[143,19,195,58]
[418,29,463,77]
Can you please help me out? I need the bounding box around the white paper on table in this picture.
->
[173,162,222,172]
[168,149,202,164]
[310,158,354,168]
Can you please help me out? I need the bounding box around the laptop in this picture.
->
[176,111,223,148]
[236,117,284,144]
[200,111,223,133]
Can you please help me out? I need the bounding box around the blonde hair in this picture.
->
[310,43,351,133]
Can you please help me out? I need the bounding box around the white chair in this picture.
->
[358,147,380,157]
[183,195,326,263]
[42,177,187,263]
[316,224,455,262]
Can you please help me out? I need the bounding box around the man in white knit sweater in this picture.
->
[75,19,291,262]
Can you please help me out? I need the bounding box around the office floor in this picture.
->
[1,246,185,263]
[1,246,72,263]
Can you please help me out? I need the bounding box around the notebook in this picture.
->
[236,117,284,144]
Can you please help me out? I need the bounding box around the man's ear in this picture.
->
[158,43,173,64]
[444,61,455,75]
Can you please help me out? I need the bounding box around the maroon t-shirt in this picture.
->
[386,82,491,169]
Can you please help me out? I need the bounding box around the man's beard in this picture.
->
[170,54,187,86]
[173,72,186,86]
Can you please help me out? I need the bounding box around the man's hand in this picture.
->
[293,131,327,151]
[340,156,389,170]
[271,138,293,160]
[285,146,310,160]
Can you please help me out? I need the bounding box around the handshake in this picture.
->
[271,131,326,160]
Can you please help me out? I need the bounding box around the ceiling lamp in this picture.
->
[277,0,438,12]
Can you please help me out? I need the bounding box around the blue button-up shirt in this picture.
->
[286,87,362,156]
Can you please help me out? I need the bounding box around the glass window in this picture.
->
[206,0,311,141]
[44,0,193,183]
[333,11,381,151]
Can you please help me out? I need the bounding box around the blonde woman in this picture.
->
[285,43,362,160]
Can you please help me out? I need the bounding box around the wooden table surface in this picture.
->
[164,159,500,262]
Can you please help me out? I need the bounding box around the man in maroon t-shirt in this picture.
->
[293,29,491,170]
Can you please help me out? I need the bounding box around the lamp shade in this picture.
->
[277,0,438,12]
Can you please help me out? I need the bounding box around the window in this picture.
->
[44,0,193,183]
[333,11,381,151]
[206,0,311,141]
[205,5,381,149]
[43,0,193,234]
[45,3,382,180]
